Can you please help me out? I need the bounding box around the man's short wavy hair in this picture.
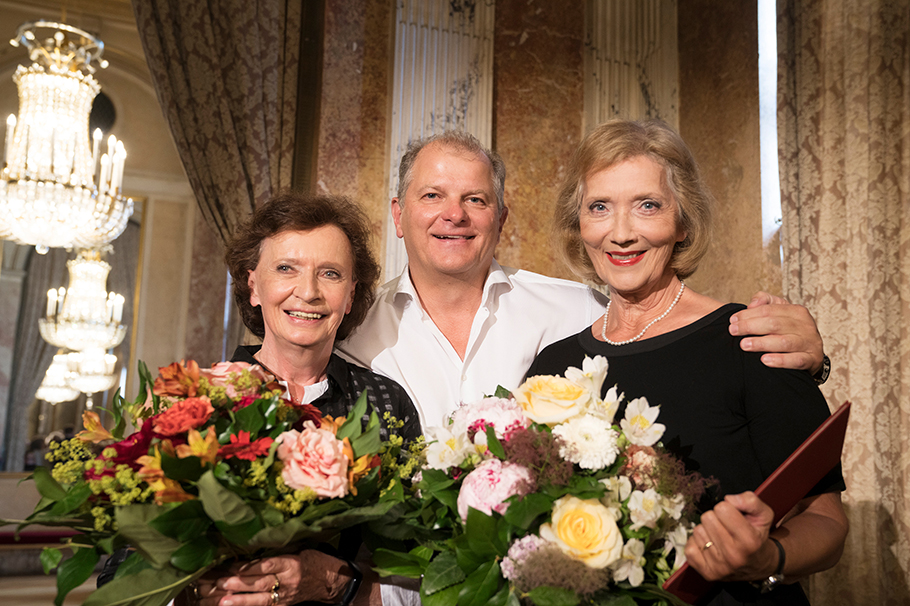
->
[225,192,381,342]
[553,119,714,284]
[396,131,506,213]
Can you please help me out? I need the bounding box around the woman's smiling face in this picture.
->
[579,155,686,299]
[247,225,356,352]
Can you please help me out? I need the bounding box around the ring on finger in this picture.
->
[270,575,280,605]
[702,540,714,551]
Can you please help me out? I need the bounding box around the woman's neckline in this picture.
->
[583,302,742,355]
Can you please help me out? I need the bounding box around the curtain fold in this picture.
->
[777,1,910,604]
[130,0,302,246]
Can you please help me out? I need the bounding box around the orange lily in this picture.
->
[175,427,218,466]
[76,411,114,443]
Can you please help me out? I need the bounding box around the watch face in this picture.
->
[760,574,785,593]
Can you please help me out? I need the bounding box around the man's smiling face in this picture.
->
[392,142,508,285]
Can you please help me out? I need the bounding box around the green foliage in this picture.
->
[55,546,99,606]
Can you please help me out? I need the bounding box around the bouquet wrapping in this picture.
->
[2,360,413,606]
[374,356,712,606]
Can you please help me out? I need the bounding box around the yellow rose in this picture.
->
[539,495,623,568]
[513,375,593,425]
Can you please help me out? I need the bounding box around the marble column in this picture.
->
[493,0,585,280]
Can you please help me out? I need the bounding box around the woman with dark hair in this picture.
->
[528,119,847,605]
[194,192,420,606]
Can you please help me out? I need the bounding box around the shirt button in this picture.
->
[461,375,467,382]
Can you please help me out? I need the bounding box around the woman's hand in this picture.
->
[684,492,778,582]
[685,491,848,584]
[729,292,825,375]
[194,551,354,606]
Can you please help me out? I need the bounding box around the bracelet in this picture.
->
[752,537,786,593]
[337,559,363,606]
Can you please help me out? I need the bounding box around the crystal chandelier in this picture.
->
[39,249,126,352]
[64,348,118,398]
[0,21,133,253]
[35,351,80,404]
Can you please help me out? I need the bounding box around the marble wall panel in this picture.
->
[184,207,228,366]
[316,0,394,256]
[493,0,586,280]
[678,1,769,305]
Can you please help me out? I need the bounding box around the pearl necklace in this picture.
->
[601,281,686,345]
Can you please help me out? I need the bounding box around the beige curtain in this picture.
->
[130,0,301,245]
[777,1,910,604]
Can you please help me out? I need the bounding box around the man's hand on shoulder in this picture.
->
[729,291,825,376]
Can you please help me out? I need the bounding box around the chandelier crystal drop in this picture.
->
[35,352,80,404]
[0,21,133,253]
[38,249,127,352]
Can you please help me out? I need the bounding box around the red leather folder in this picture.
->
[662,401,852,604]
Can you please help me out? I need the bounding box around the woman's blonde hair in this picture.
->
[553,119,713,284]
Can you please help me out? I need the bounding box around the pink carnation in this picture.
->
[452,397,530,445]
[200,362,272,399]
[457,459,534,521]
[276,422,349,498]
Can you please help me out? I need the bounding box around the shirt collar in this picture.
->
[391,259,514,308]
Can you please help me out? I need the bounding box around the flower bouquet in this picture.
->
[1,360,413,606]
[373,356,711,606]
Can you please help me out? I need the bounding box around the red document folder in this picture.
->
[662,401,852,604]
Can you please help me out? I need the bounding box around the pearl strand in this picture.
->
[601,281,686,345]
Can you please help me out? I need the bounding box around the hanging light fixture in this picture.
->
[0,20,133,253]
[64,348,118,398]
[38,248,126,352]
[35,351,80,404]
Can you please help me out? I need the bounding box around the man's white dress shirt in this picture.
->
[337,260,607,427]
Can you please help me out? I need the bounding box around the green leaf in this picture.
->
[136,361,161,416]
[526,585,580,606]
[372,547,429,578]
[485,426,506,459]
[465,507,507,558]
[169,535,218,572]
[336,389,369,441]
[160,452,206,482]
[503,492,554,530]
[32,466,67,501]
[459,560,502,606]
[215,516,263,545]
[233,402,266,436]
[84,562,210,606]
[452,533,487,573]
[40,547,63,574]
[115,505,183,568]
[148,500,211,542]
[197,470,256,525]
[350,415,381,458]
[420,582,462,606]
[422,550,465,595]
[48,482,92,516]
[113,551,153,579]
[493,385,512,399]
[55,547,99,606]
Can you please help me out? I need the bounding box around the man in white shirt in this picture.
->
[338,131,826,427]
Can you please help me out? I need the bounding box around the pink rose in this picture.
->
[277,421,349,498]
[452,398,531,446]
[457,459,534,521]
[200,362,273,399]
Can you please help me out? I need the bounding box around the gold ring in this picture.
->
[270,575,280,605]
[702,540,714,551]
[190,583,200,600]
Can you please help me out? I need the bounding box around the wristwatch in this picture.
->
[813,354,831,385]
[336,559,363,606]
[755,537,786,593]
